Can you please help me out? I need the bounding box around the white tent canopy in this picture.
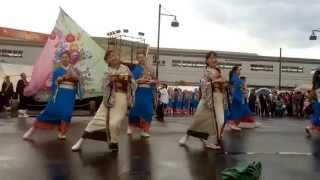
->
[0,63,33,90]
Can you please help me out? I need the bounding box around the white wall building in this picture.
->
[1,27,319,89]
[147,48,320,88]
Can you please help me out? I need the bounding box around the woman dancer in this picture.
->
[178,51,225,149]
[23,51,79,140]
[306,68,320,137]
[128,50,156,138]
[71,48,136,152]
[226,66,260,130]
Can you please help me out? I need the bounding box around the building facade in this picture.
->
[1,27,320,88]
[147,48,320,88]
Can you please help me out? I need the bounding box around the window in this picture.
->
[281,66,303,73]
[0,48,23,57]
[172,59,182,67]
[171,60,244,69]
[152,59,166,66]
[172,59,206,68]
[219,63,242,69]
[250,64,273,72]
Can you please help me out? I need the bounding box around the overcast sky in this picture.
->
[1,0,320,58]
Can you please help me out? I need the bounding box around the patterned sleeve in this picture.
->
[200,68,215,108]
[126,66,137,108]
[101,72,109,92]
[102,71,116,108]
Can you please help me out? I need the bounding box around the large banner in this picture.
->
[24,8,106,98]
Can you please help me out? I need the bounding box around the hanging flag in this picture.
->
[24,8,106,98]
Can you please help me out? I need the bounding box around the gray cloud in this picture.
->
[193,0,320,48]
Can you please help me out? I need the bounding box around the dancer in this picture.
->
[23,51,80,140]
[71,48,136,152]
[178,51,225,149]
[240,76,248,104]
[128,49,156,138]
[306,68,320,137]
[226,66,260,130]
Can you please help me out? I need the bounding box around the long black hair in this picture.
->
[312,70,320,90]
[205,51,222,75]
[229,66,239,83]
[205,51,217,67]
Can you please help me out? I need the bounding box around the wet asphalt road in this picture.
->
[0,113,319,180]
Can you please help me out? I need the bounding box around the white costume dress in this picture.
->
[186,67,225,142]
[80,64,136,143]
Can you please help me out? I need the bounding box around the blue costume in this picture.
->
[177,91,184,111]
[33,66,79,134]
[310,102,320,127]
[307,79,320,132]
[183,92,190,111]
[129,65,155,132]
[191,92,199,109]
[226,73,254,122]
[168,96,174,109]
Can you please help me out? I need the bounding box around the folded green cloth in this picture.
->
[221,161,262,180]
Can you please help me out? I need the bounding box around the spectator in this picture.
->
[287,92,293,117]
[271,92,278,117]
[156,84,169,122]
[173,88,178,116]
[259,94,267,117]
[16,73,29,118]
[1,75,14,110]
[248,89,256,113]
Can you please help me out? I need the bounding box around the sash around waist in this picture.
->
[138,84,152,88]
[60,81,75,85]
[113,82,129,92]
[59,84,75,90]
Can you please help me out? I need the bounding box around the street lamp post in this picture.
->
[155,4,179,79]
[279,48,282,90]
